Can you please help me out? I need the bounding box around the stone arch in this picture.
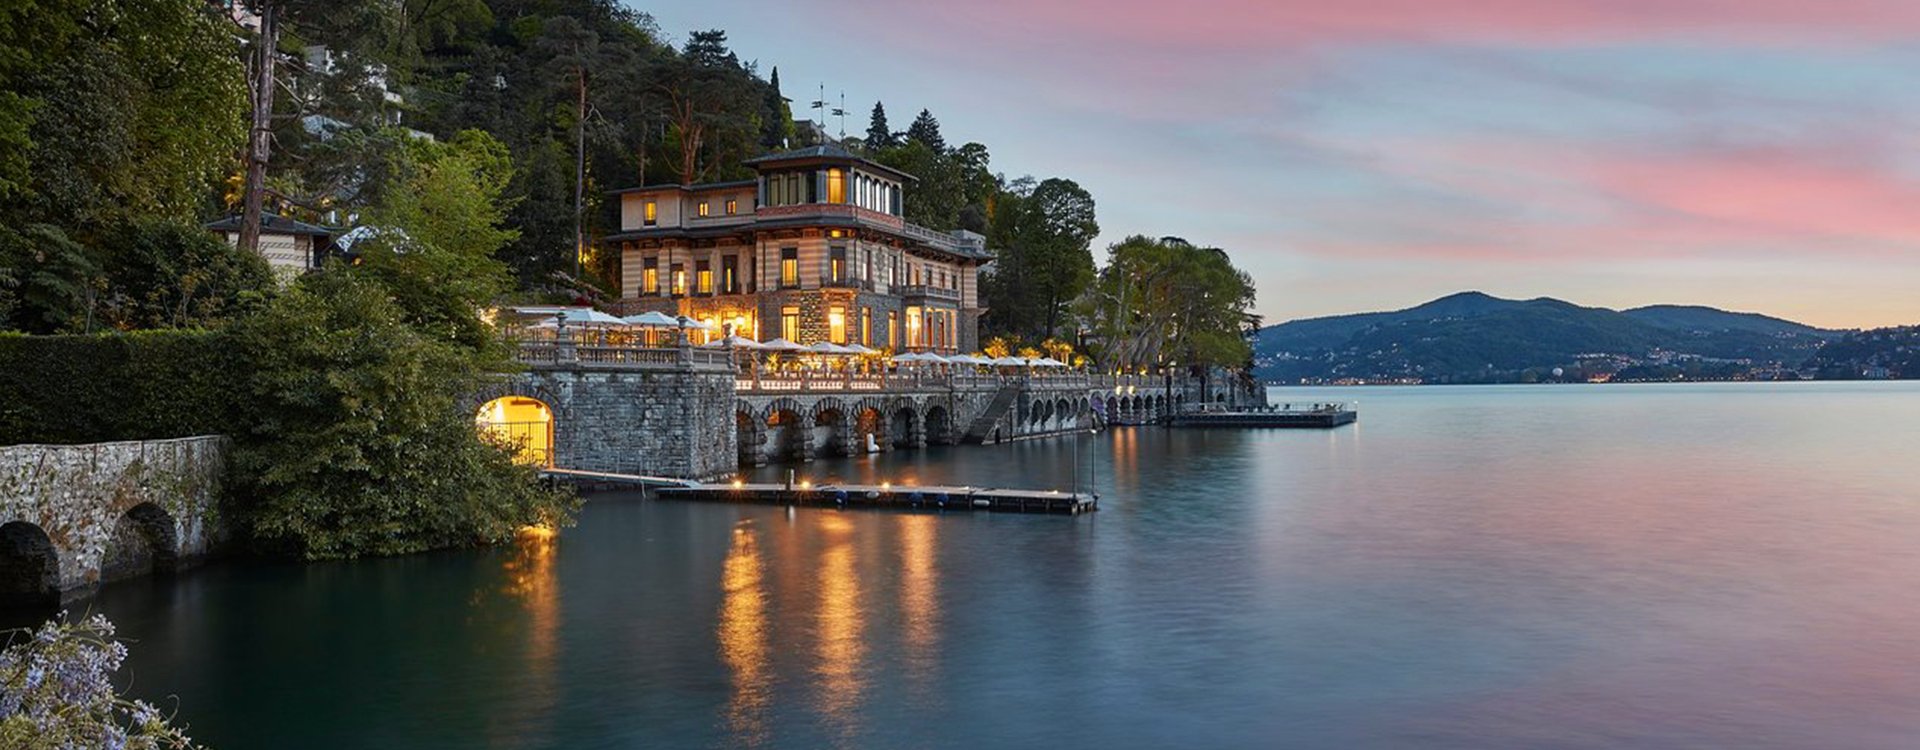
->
[0,521,59,607]
[924,404,952,445]
[1105,396,1119,421]
[810,398,851,457]
[1055,398,1071,429]
[851,397,888,453]
[475,395,555,467]
[889,403,921,449]
[100,502,180,583]
[762,397,809,461]
[735,402,765,466]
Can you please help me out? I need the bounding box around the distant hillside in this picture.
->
[1255,292,1837,383]
[1802,326,1920,379]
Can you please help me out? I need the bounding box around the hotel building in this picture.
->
[606,143,991,353]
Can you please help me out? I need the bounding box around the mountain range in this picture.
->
[1253,292,1840,383]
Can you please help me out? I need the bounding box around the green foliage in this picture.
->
[905,108,945,152]
[225,270,575,559]
[982,178,1100,339]
[1802,325,1920,379]
[1082,235,1257,370]
[4,0,245,235]
[0,330,237,445]
[91,220,276,331]
[864,101,896,151]
[0,224,96,334]
[357,129,521,350]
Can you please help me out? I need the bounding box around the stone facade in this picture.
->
[490,363,739,480]
[0,436,226,602]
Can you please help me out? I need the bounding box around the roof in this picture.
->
[608,179,757,196]
[742,142,917,182]
[605,217,993,263]
[203,213,337,237]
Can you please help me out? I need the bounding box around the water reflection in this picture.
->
[813,514,867,744]
[718,520,771,747]
[896,514,940,697]
[486,526,560,745]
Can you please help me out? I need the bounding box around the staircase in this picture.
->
[960,385,1022,444]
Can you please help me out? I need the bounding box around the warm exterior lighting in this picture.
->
[732,479,744,489]
[800,480,812,489]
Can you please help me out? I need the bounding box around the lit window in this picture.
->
[781,306,800,341]
[829,246,846,283]
[641,258,659,295]
[671,264,686,296]
[827,168,845,204]
[829,306,846,344]
[861,307,871,345]
[725,199,737,215]
[780,247,798,288]
[698,201,710,217]
[644,201,657,226]
[696,261,712,295]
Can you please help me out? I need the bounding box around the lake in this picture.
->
[65,382,1920,748]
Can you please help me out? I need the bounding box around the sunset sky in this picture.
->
[640,0,1920,329]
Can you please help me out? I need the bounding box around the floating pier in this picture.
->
[1167,404,1357,429]
[655,482,1098,515]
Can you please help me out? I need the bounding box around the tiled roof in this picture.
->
[203,213,337,237]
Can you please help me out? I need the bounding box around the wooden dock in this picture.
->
[1167,406,1357,429]
[654,482,1098,515]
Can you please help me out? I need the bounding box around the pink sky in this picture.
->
[643,0,1920,329]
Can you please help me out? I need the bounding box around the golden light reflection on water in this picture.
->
[813,514,867,741]
[897,514,940,696]
[487,526,560,745]
[719,521,771,747]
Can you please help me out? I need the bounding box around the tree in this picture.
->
[906,108,945,152]
[985,178,1098,339]
[0,224,96,334]
[1080,235,1257,371]
[91,220,275,331]
[226,269,575,559]
[356,129,520,350]
[864,101,896,151]
[761,67,794,150]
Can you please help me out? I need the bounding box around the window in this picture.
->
[722,255,738,294]
[829,305,846,344]
[781,306,800,342]
[696,260,712,295]
[887,311,898,349]
[644,201,657,226]
[829,246,846,283]
[861,307,871,346]
[670,263,686,296]
[725,198,737,215]
[906,307,923,348]
[698,201,710,217]
[641,258,659,295]
[780,247,798,288]
[827,169,845,204]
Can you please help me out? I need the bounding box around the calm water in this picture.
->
[67,383,1920,748]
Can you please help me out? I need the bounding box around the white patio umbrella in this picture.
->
[532,308,628,327]
[991,356,1029,367]
[807,341,855,355]
[891,352,925,363]
[759,338,807,352]
[917,353,951,364]
[703,335,765,349]
[676,317,717,331]
[949,354,989,365]
[842,343,876,355]
[1034,357,1069,367]
[620,311,682,327]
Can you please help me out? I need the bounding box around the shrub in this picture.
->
[0,330,237,444]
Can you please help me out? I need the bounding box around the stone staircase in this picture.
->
[960,385,1022,444]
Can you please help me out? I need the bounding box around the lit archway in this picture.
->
[477,396,555,467]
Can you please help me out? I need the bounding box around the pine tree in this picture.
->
[906,108,945,152]
[864,101,895,151]
[762,66,792,150]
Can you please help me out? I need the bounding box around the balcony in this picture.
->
[896,285,960,304]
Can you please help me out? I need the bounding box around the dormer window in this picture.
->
[697,201,710,217]
[725,199,737,215]
[827,169,846,204]
[644,201,657,226]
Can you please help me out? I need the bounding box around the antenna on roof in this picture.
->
[810,83,826,132]
[833,91,847,139]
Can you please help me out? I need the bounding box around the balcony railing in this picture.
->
[515,341,732,370]
[896,284,960,303]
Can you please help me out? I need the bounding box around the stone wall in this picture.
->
[494,364,738,480]
[0,436,226,600]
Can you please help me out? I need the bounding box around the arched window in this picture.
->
[476,397,554,467]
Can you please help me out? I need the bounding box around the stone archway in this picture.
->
[100,502,179,583]
[763,398,809,462]
[852,398,887,453]
[924,404,952,445]
[0,521,59,607]
[889,405,921,449]
[476,395,555,467]
[811,398,850,457]
[735,404,765,466]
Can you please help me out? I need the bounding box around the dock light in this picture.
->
[800,480,812,489]
[882,481,891,490]
[732,479,743,489]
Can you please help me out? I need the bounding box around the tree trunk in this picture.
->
[239,1,280,256]
[573,65,586,278]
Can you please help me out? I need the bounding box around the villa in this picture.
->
[605,143,992,353]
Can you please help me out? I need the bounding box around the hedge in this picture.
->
[0,330,241,445]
